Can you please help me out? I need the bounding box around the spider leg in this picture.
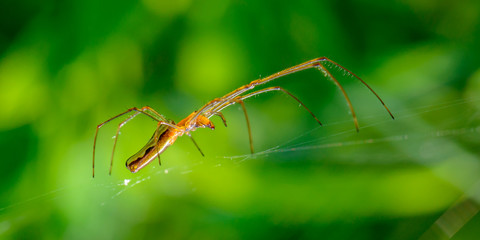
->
[239,86,323,126]
[321,58,395,120]
[141,106,169,122]
[206,98,254,153]
[210,87,321,154]
[247,57,394,120]
[213,112,228,127]
[186,133,205,157]
[202,93,251,120]
[314,63,359,131]
[233,98,254,154]
[156,133,162,166]
[190,98,224,124]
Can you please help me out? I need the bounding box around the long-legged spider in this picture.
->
[93,57,394,177]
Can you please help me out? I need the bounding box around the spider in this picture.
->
[92,57,394,177]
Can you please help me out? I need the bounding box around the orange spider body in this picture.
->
[93,57,394,177]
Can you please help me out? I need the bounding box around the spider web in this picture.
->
[1,96,480,239]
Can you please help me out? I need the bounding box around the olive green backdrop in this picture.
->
[1,0,480,239]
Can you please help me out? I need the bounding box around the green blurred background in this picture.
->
[1,0,480,239]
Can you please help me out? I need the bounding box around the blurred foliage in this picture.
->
[1,0,480,239]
